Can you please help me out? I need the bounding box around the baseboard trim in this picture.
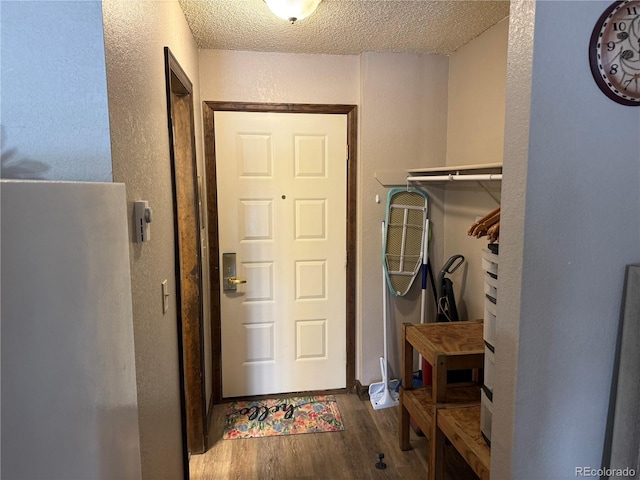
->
[222,388,349,403]
[355,380,369,401]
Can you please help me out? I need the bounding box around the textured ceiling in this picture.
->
[178,0,510,56]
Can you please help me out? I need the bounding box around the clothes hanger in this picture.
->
[468,206,500,242]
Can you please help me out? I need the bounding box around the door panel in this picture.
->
[214,111,347,398]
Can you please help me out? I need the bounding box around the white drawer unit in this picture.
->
[481,249,499,276]
[481,246,498,448]
[484,344,495,394]
[482,247,498,349]
[484,271,498,301]
[481,387,493,446]
[483,296,497,349]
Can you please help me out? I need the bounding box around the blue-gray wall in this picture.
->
[1,1,112,181]
[494,2,640,478]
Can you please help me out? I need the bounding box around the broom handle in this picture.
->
[382,221,389,386]
[419,218,430,369]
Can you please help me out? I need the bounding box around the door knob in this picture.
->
[227,277,247,286]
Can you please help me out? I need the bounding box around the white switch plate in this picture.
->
[161,279,169,314]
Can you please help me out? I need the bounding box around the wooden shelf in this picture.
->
[405,322,484,366]
[436,405,491,480]
[402,385,481,438]
[404,321,484,403]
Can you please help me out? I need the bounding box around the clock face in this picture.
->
[589,0,640,106]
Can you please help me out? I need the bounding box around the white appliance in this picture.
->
[1,180,142,479]
[481,247,499,445]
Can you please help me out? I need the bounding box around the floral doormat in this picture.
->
[223,394,344,440]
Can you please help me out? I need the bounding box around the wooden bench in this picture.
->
[399,322,485,480]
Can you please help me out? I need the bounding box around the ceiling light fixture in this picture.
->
[264,0,322,24]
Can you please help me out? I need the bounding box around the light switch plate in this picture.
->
[161,279,169,314]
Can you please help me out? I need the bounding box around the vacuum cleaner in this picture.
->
[436,254,464,322]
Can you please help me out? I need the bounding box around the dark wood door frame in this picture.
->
[164,47,207,460]
[203,101,358,403]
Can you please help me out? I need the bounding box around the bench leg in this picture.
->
[431,420,446,480]
[433,353,448,403]
[399,323,413,451]
[399,390,411,451]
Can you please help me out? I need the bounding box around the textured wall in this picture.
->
[102,1,202,478]
[0,1,112,182]
[359,52,449,383]
[198,50,359,104]
[1,181,141,480]
[494,1,640,478]
[492,1,535,476]
[442,19,509,322]
[447,18,509,167]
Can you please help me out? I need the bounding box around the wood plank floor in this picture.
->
[189,393,479,480]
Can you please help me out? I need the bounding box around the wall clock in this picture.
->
[589,0,640,106]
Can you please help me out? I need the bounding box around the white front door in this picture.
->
[214,111,348,398]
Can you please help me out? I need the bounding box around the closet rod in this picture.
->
[406,173,502,183]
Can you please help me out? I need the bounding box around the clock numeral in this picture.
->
[607,41,616,51]
[613,21,627,31]
[627,6,638,15]
[610,63,619,75]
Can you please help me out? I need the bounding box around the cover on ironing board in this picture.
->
[383,188,429,297]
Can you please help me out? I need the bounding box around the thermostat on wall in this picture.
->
[134,200,152,243]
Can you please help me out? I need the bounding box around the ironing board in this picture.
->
[384,188,429,296]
